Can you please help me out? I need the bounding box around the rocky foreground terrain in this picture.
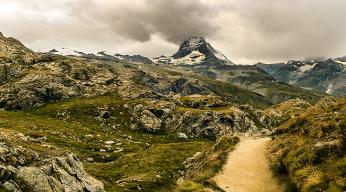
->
[0,33,344,191]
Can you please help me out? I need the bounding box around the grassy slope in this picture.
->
[190,73,272,109]
[0,96,214,191]
[268,97,346,192]
[124,62,272,109]
[224,66,326,105]
[187,64,326,105]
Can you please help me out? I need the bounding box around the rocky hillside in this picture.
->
[0,32,344,191]
[0,32,36,64]
[267,97,346,191]
[0,33,292,191]
[257,58,346,97]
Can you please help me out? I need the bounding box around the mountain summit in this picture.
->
[153,37,234,65]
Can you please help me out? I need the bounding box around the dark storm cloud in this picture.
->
[66,0,218,43]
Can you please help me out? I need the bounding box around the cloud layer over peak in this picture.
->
[0,0,345,63]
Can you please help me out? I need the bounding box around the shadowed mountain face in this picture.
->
[257,58,346,97]
[153,37,234,66]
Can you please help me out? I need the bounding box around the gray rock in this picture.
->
[15,154,104,192]
[177,133,188,139]
[132,105,162,132]
[105,141,115,145]
[2,180,21,192]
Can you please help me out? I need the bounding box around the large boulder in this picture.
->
[0,138,104,192]
[15,154,104,192]
[131,104,162,132]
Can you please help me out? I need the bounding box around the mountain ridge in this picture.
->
[153,37,234,66]
[257,58,346,97]
[49,48,154,64]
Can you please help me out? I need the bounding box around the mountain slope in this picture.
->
[0,33,272,110]
[257,58,346,97]
[268,97,346,191]
[0,32,36,64]
[153,37,326,104]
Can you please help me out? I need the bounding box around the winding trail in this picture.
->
[213,137,282,192]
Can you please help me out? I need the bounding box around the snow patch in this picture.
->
[154,51,206,65]
[50,48,82,56]
[171,50,206,65]
[335,60,346,66]
[298,63,316,72]
[326,84,333,94]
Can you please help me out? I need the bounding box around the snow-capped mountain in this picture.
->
[153,37,234,66]
[335,56,346,65]
[257,58,346,96]
[48,49,153,64]
[49,48,84,57]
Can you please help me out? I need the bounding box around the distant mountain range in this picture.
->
[257,58,346,97]
[47,36,346,98]
[49,48,154,64]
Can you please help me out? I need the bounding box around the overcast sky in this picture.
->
[1,0,346,64]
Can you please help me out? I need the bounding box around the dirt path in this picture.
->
[213,137,282,192]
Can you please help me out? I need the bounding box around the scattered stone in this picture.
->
[183,152,204,168]
[114,148,124,153]
[30,136,47,142]
[312,140,342,152]
[105,141,115,145]
[177,132,188,139]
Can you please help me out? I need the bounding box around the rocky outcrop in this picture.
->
[0,33,36,64]
[263,98,312,127]
[0,134,104,192]
[0,58,117,110]
[173,109,259,139]
[314,96,337,109]
[128,102,273,139]
[131,104,163,133]
[16,154,104,192]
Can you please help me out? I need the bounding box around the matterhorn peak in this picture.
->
[154,36,234,66]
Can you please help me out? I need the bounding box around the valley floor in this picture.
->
[213,137,282,192]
